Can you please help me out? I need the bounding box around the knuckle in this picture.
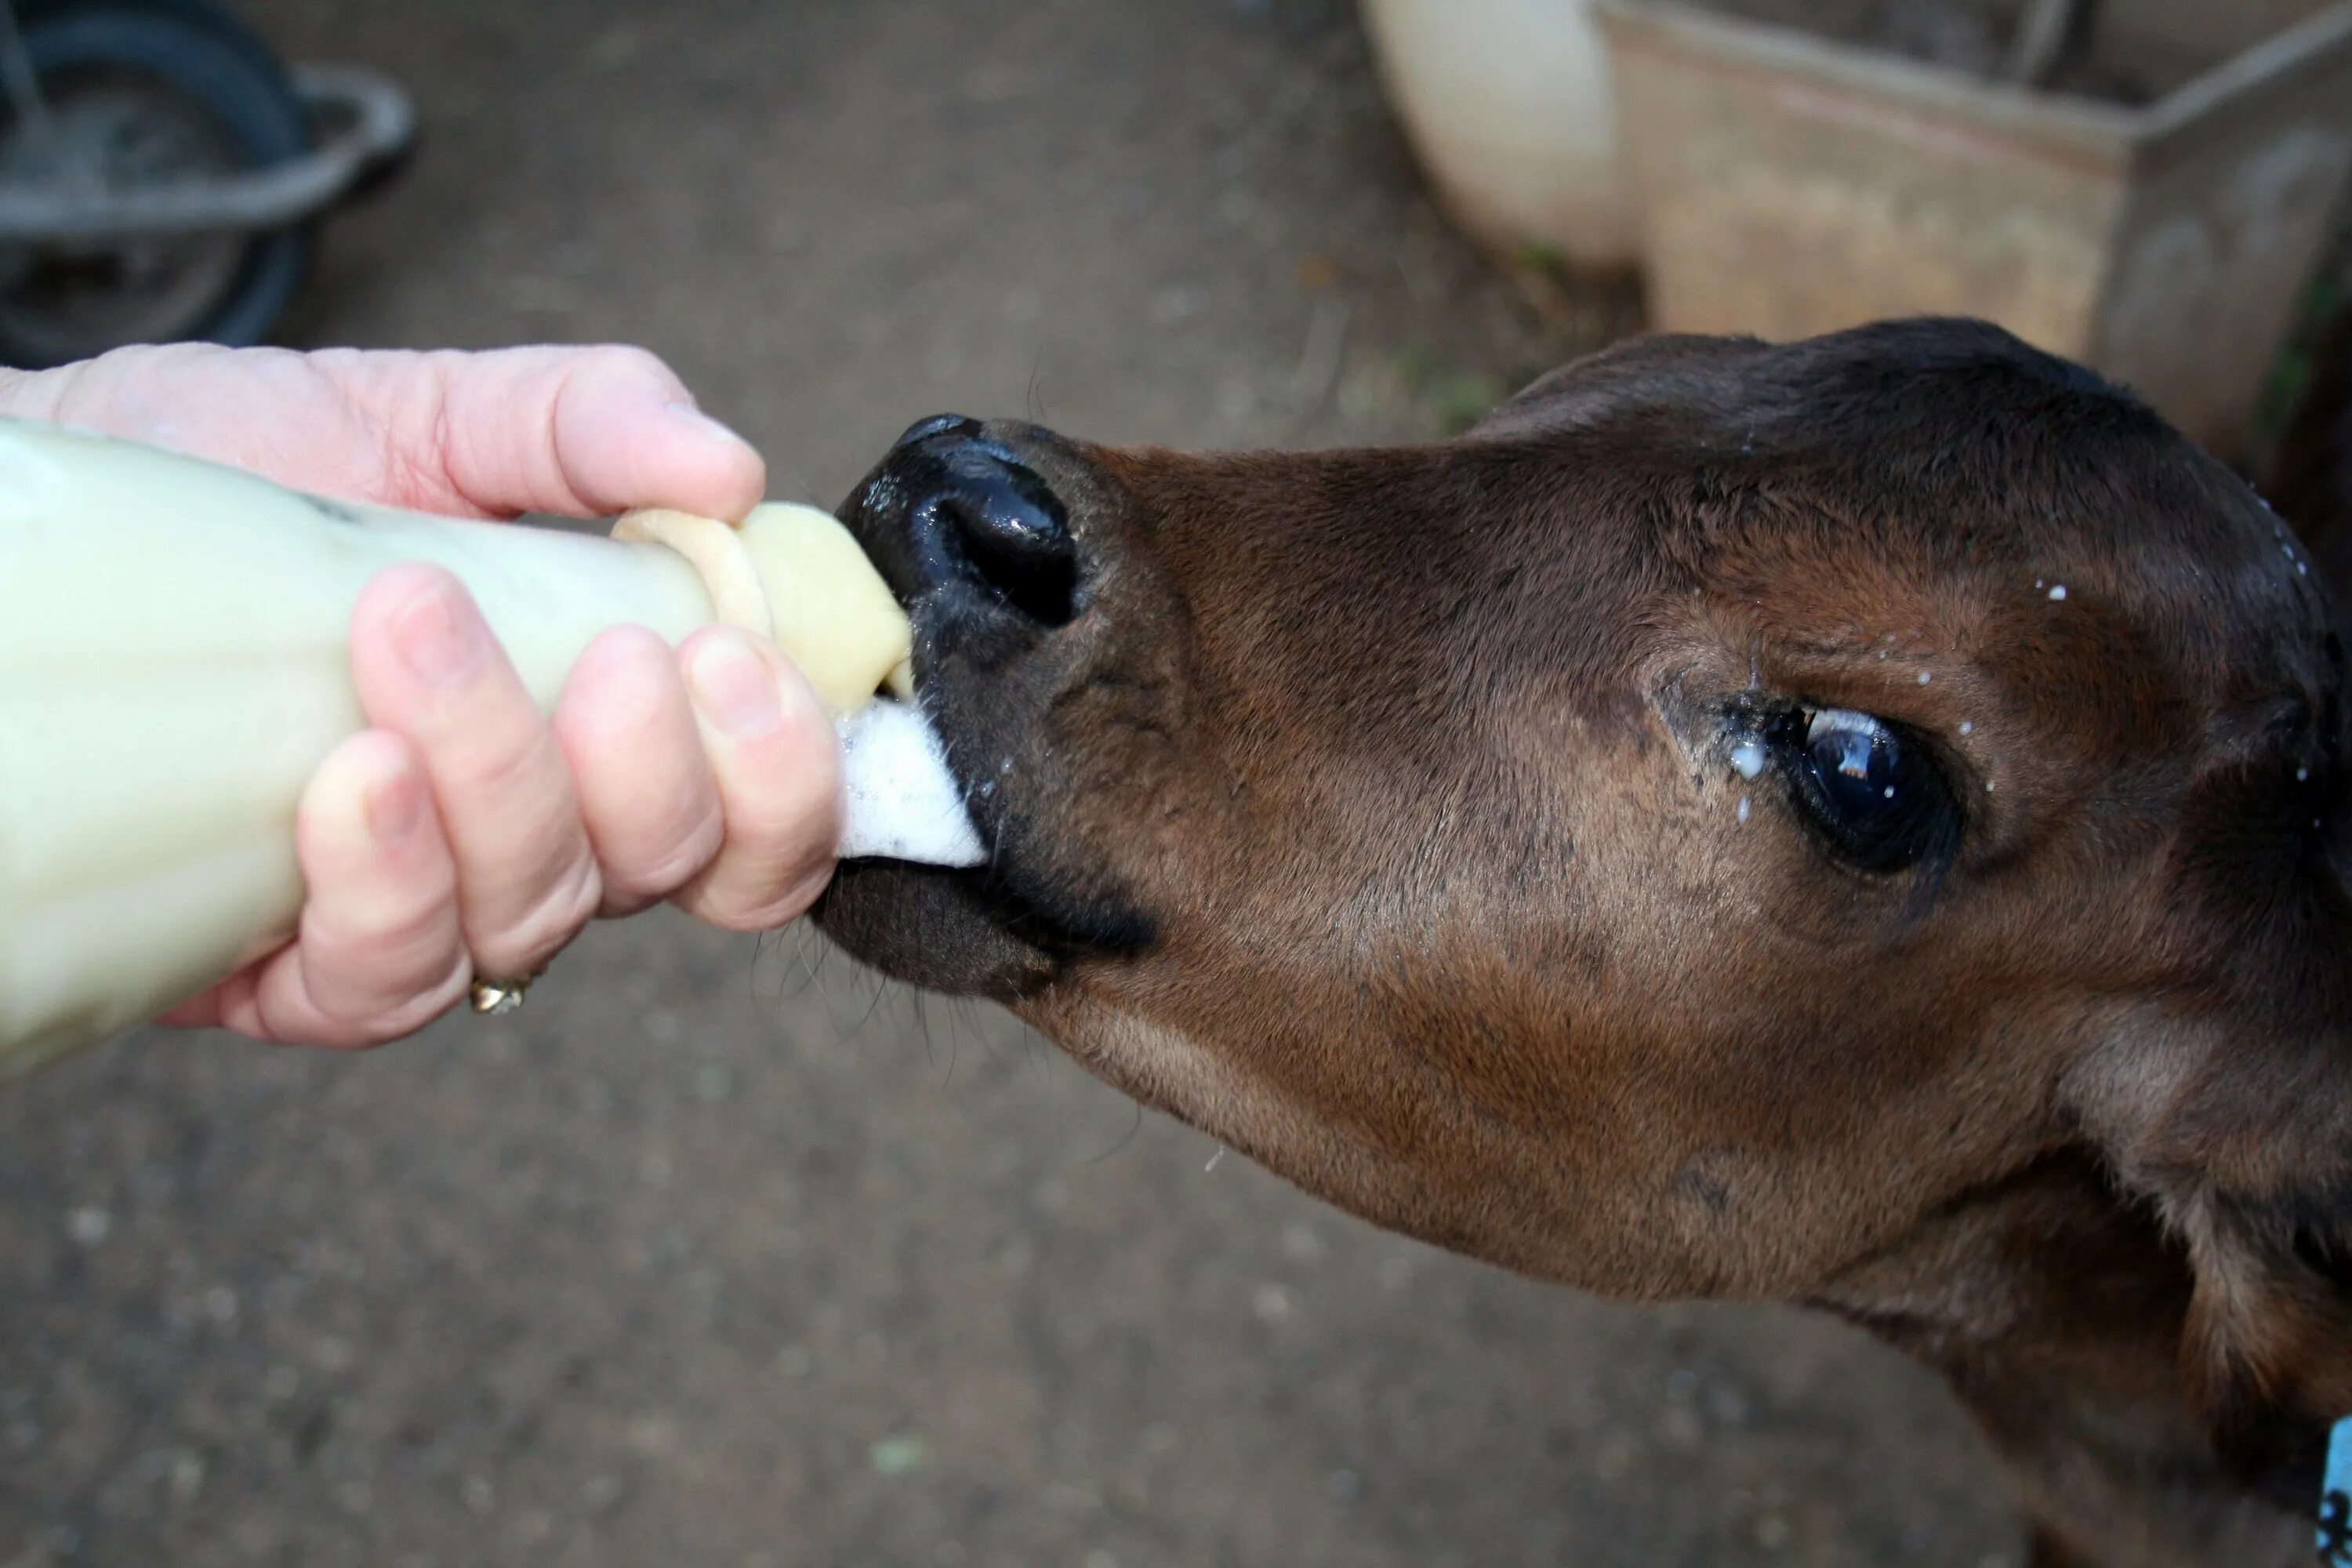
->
[474,851,601,975]
[352,894,455,960]
[730,699,844,841]
[560,628,675,740]
[444,724,568,816]
[604,804,725,905]
[346,960,471,1049]
[693,859,833,934]
[586,342,681,394]
[300,844,456,959]
[296,946,469,1051]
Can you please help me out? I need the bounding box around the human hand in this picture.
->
[0,343,844,1047]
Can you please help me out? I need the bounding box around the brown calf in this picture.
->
[817,318,2352,1566]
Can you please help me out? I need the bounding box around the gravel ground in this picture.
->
[1,2,2023,1564]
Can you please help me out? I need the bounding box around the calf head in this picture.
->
[816,320,2352,1467]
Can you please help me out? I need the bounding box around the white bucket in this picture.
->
[1361,0,1639,269]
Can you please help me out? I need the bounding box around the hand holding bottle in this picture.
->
[0,343,845,1050]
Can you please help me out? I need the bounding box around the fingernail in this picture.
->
[664,401,758,459]
[367,771,426,843]
[390,582,486,688]
[688,635,782,738]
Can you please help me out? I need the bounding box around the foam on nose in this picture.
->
[835,701,987,866]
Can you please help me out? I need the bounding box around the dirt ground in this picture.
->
[2,2,2026,1564]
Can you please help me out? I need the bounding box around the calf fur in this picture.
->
[816,319,2352,1566]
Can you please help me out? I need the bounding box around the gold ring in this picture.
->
[469,971,539,1017]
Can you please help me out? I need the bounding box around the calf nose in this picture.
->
[891,413,982,448]
[889,420,1079,628]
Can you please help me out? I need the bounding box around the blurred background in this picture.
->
[2,2,2347,1564]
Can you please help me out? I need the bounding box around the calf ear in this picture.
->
[2051,300,2352,1466]
[2119,1023,2352,1463]
[2083,739,2352,1450]
[2152,1048,2352,1436]
[2171,1183,2352,1453]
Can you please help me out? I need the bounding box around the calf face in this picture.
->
[815,320,2352,1541]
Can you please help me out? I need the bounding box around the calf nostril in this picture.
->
[917,448,1078,627]
[893,413,982,450]
[869,426,1083,627]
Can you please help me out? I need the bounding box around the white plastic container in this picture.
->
[1360,0,1639,268]
[0,420,978,1079]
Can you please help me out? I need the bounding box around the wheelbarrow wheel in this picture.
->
[0,0,315,368]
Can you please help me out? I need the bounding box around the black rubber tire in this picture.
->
[12,0,292,83]
[0,0,316,367]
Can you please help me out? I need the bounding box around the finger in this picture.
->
[0,343,328,475]
[155,991,229,1029]
[553,625,725,916]
[206,731,470,1048]
[314,344,768,521]
[673,627,843,931]
[349,564,604,979]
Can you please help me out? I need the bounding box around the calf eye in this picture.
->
[1769,707,1956,872]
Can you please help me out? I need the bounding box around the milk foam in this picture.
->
[835,702,987,866]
